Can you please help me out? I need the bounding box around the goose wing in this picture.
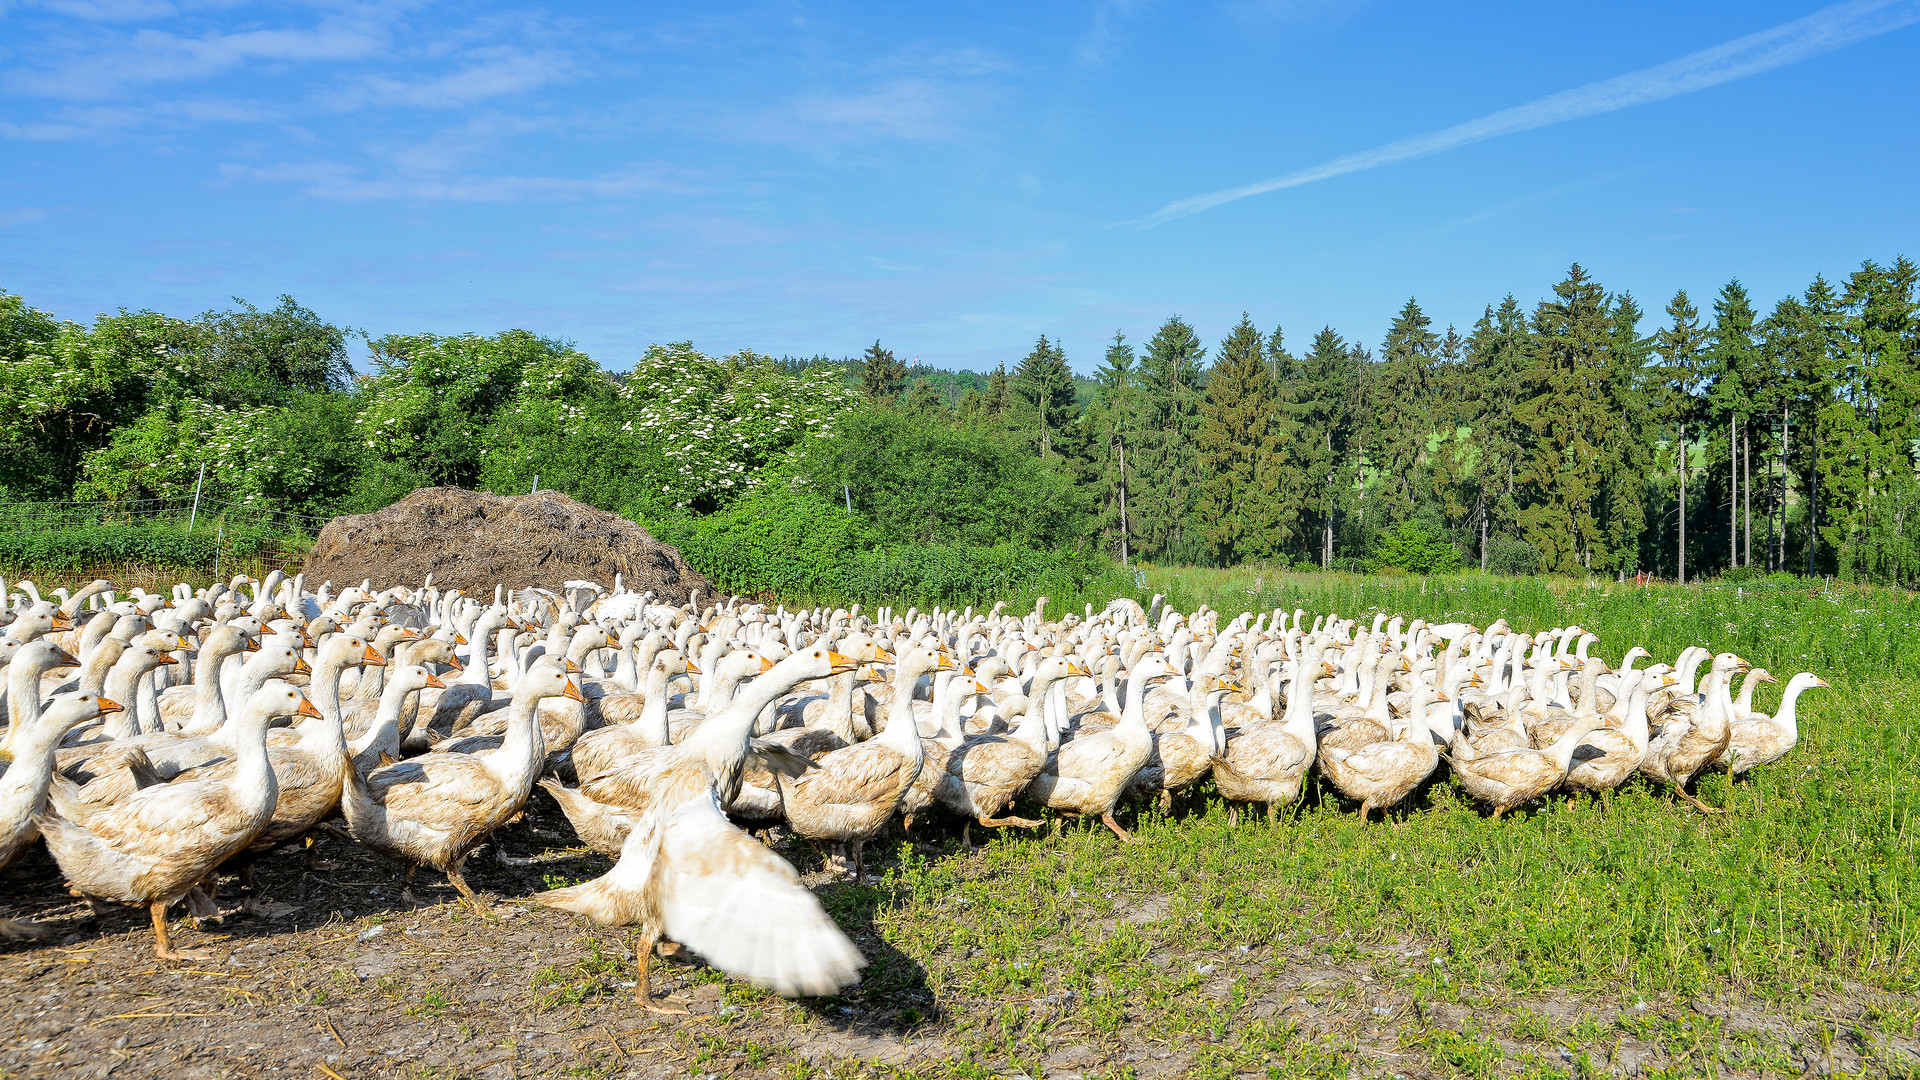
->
[657,793,867,998]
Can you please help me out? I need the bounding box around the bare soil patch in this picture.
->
[5,796,1914,1079]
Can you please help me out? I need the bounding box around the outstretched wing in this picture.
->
[656,792,866,998]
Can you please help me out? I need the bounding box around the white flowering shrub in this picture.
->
[613,343,857,510]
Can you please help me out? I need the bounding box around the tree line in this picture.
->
[2,255,1916,586]
[872,258,1913,584]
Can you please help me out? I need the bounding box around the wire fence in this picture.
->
[0,496,322,587]
[0,495,332,535]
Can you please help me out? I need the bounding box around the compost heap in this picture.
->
[302,487,714,604]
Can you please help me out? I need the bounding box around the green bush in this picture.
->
[1483,534,1545,576]
[0,522,281,573]
[651,484,1133,608]
[1372,520,1462,574]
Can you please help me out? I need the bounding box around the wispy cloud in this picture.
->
[8,19,390,99]
[221,161,702,202]
[1134,0,1920,227]
[328,48,575,111]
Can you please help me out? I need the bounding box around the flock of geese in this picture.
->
[0,574,1827,1008]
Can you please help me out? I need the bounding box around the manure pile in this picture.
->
[301,486,713,603]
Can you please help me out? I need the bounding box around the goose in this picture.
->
[1563,672,1667,795]
[1730,668,1777,724]
[932,695,1047,848]
[779,647,954,879]
[1022,654,1177,842]
[1641,652,1746,813]
[2,640,82,764]
[1214,658,1318,824]
[36,682,318,960]
[1318,684,1443,822]
[342,662,582,910]
[897,671,996,830]
[1129,680,1229,812]
[2,693,117,871]
[1717,671,1828,776]
[347,665,447,776]
[1446,713,1605,817]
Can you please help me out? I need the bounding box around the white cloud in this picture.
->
[1135,0,1920,226]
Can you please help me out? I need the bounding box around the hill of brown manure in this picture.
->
[301,487,713,604]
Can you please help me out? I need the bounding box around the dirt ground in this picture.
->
[3,799,1914,1080]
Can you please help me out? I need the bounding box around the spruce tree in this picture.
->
[1296,327,1360,567]
[1513,265,1614,572]
[1461,297,1529,567]
[984,364,1010,420]
[860,341,907,402]
[1011,334,1076,458]
[904,376,944,415]
[1195,315,1287,563]
[1371,298,1440,516]
[1600,292,1654,574]
[1706,281,1760,570]
[1133,315,1206,560]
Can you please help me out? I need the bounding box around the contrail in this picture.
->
[1133,0,1920,228]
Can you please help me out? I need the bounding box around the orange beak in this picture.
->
[827,650,860,675]
[445,658,464,672]
[759,656,777,673]
[50,616,74,632]
[425,672,447,689]
[97,696,125,714]
[454,633,468,645]
[296,695,324,719]
[564,659,583,674]
[562,678,585,702]
[362,645,386,666]
[683,659,702,674]
[158,655,179,666]
[400,628,421,640]
[293,656,313,675]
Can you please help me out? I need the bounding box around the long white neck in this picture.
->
[349,676,417,760]
[1771,680,1815,745]
[636,665,673,747]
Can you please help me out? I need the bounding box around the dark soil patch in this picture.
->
[301,487,713,603]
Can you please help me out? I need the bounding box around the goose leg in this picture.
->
[1225,804,1240,827]
[1100,813,1133,843]
[976,814,1042,829]
[400,863,419,906]
[1158,790,1173,815]
[151,902,213,962]
[851,840,866,884]
[632,928,688,1015]
[1675,787,1725,815]
[445,857,490,914]
[1266,802,1278,826]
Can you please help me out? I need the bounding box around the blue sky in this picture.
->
[2,1,1917,374]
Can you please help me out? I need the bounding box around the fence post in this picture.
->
[531,475,539,494]
[214,523,223,584]
[188,463,206,531]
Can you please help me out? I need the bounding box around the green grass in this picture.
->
[776,570,1920,1077]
